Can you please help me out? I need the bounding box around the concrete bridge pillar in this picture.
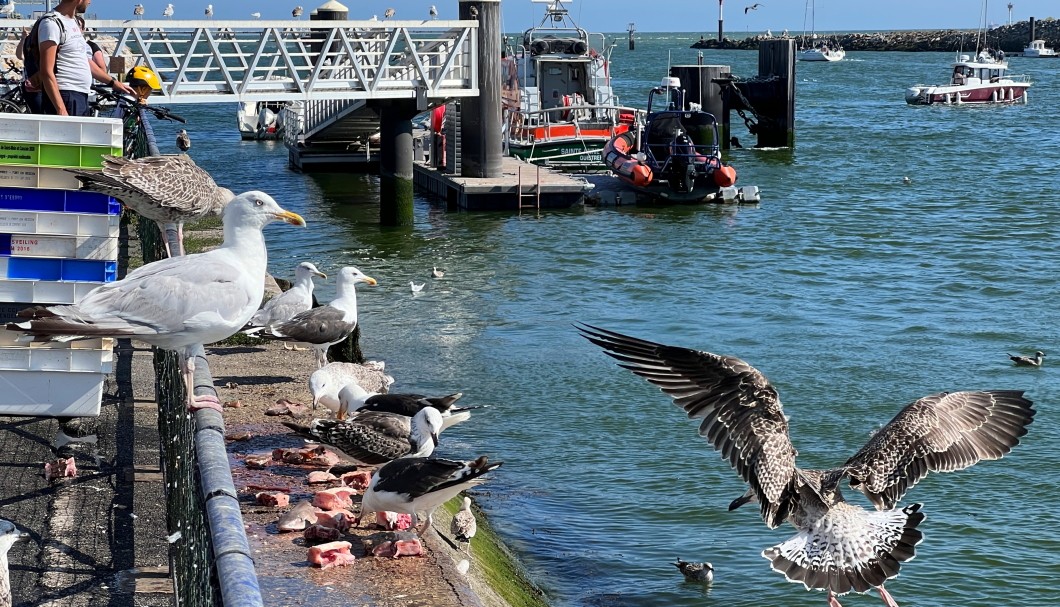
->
[459,0,502,178]
[378,100,419,226]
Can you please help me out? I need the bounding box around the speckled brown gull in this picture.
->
[67,154,235,256]
[1008,351,1045,367]
[451,496,477,552]
[576,323,1035,607]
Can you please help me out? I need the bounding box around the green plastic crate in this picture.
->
[0,141,121,169]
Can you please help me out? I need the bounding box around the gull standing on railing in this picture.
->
[133,3,144,18]
[205,4,213,18]
[292,5,304,18]
[162,3,173,18]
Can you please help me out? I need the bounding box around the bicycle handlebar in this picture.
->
[91,85,187,124]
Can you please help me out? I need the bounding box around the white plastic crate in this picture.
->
[0,330,110,350]
[0,113,122,148]
[0,369,105,416]
[0,346,113,373]
[0,166,85,190]
[0,210,120,238]
[1,234,117,260]
[0,280,103,305]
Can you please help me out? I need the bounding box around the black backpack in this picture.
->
[24,12,67,87]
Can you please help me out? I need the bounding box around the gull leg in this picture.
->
[876,585,899,607]
[827,591,844,607]
[184,354,223,413]
[156,221,174,258]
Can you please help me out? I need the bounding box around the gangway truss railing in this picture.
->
[0,20,479,105]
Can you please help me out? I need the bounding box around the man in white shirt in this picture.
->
[37,0,131,116]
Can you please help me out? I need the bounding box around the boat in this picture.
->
[798,0,845,62]
[1023,39,1057,58]
[238,100,288,140]
[502,0,641,171]
[905,50,1031,105]
[602,77,758,204]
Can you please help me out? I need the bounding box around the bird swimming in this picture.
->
[1008,350,1045,367]
[410,281,424,293]
[674,559,713,583]
[431,266,444,278]
[176,129,191,153]
[9,193,306,414]
[577,323,1035,607]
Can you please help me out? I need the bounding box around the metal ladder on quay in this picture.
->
[517,164,541,214]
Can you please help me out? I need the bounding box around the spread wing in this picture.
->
[844,390,1035,510]
[577,324,797,528]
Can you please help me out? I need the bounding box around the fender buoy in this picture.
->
[431,105,446,133]
[713,165,737,187]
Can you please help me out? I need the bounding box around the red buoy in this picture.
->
[713,165,736,187]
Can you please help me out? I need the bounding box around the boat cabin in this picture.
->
[950,56,1010,86]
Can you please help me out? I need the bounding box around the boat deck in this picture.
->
[413,156,591,211]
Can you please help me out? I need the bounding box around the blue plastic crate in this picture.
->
[0,187,120,215]
[62,259,117,282]
[3,257,116,282]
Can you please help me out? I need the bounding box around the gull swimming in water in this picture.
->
[410,281,424,293]
[1008,350,1045,367]
[577,323,1035,607]
[243,261,326,349]
[431,266,444,278]
[176,129,191,152]
[67,155,235,257]
[9,193,306,414]
[674,559,714,583]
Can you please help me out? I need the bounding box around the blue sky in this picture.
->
[76,0,1058,33]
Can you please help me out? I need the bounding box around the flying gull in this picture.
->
[744,3,762,14]
[674,559,714,583]
[1008,350,1045,367]
[308,362,395,413]
[9,193,306,414]
[282,407,443,465]
[359,455,502,534]
[337,381,471,429]
[67,155,235,257]
[254,266,376,368]
[243,261,326,349]
[451,496,476,552]
[576,324,1035,607]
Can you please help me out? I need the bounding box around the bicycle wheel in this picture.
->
[0,98,26,113]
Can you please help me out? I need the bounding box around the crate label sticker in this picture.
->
[0,168,37,186]
[0,212,36,232]
[0,143,37,163]
[10,237,44,255]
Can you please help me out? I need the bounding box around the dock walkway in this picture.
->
[414,156,592,211]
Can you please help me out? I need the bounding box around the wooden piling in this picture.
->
[755,39,795,148]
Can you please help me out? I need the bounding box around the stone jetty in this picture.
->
[690,17,1059,52]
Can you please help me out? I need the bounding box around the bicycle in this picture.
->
[0,58,28,113]
[89,85,186,159]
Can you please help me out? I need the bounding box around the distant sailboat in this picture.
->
[798,0,845,62]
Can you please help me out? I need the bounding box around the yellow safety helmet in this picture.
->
[125,66,163,96]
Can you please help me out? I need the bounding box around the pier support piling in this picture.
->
[378,100,419,226]
[459,0,502,178]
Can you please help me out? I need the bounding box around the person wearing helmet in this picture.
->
[125,65,162,102]
[34,0,132,116]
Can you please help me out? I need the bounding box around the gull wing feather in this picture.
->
[843,390,1035,510]
[577,324,797,528]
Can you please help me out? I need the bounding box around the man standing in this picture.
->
[36,0,130,116]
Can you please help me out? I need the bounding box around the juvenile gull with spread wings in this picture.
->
[8,193,306,413]
[577,324,1035,607]
[67,155,235,257]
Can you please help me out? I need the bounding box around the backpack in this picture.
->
[24,12,67,88]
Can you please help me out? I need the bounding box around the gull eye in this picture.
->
[254,199,264,207]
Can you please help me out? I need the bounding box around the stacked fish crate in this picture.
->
[0,113,123,417]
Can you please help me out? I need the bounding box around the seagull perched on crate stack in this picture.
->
[162,3,173,18]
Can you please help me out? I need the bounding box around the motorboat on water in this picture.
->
[502,0,642,171]
[905,50,1031,105]
[1023,39,1057,58]
[602,77,759,204]
[238,100,288,140]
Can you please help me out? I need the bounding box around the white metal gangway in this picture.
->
[0,20,479,140]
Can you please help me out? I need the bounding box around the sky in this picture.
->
[25,0,1060,33]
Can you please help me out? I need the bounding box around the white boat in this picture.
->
[905,51,1031,105]
[237,100,288,140]
[797,0,844,62]
[1023,39,1057,58]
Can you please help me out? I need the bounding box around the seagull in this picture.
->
[309,362,394,413]
[0,519,30,606]
[1008,350,1045,367]
[337,382,470,427]
[9,193,306,414]
[370,14,378,21]
[282,407,444,465]
[292,5,304,18]
[429,5,438,19]
[254,266,377,368]
[384,7,395,19]
[902,176,911,184]
[410,281,424,293]
[204,4,213,18]
[576,324,1035,607]
[242,261,326,349]
[359,455,503,534]
[66,154,235,257]
[451,496,476,551]
[431,266,444,279]
[251,12,261,19]
[468,5,478,19]
[162,3,173,18]
[744,3,762,14]
[133,4,144,18]
[674,559,714,583]
[176,129,191,153]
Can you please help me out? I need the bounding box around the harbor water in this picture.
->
[156,35,1060,606]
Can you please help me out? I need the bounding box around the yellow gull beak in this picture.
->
[275,210,306,226]
[362,276,378,286]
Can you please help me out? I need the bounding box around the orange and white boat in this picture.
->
[603,77,757,204]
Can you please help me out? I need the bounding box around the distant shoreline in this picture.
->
[687,19,1059,52]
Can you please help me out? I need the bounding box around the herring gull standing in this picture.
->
[8,193,306,414]
[451,496,476,552]
[243,261,326,349]
[67,155,235,257]
[255,266,376,368]
[308,362,394,413]
[293,5,304,18]
[576,323,1035,607]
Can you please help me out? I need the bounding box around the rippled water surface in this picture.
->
[160,35,1060,606]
